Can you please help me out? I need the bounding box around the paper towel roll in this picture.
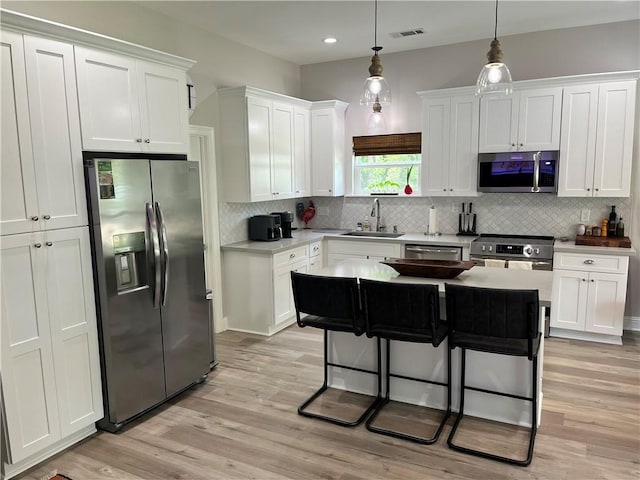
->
[428,206,437,234]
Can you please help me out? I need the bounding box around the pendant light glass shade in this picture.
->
[361,0,391,106]
[367,100,387,133]
[476,0,513,97]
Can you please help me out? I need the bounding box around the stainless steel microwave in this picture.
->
[477,151,559,193]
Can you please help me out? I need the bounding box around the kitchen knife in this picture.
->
[467,203,472,233]
[460,203,465,233]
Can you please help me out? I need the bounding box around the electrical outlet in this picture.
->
[580,209,590,222]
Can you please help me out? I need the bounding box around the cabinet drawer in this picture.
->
[274,246,308,268]
[309,241,321,258]
[554,252,629,274]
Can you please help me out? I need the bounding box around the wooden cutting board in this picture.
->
[575,236,632,248]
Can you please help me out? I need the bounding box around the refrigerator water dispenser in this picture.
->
[113,232,146,292]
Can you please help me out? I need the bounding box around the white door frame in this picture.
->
[189,125,226,333]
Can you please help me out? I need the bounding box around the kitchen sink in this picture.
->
[341,231,404,238]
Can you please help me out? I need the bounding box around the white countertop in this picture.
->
[221,230,475,254]
[554,239,636,256]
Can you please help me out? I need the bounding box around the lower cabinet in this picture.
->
[550,252,629,343]
[1,227,102,472]
[326,239,401,266]
[223,245,310,335]
[308,241,323,273]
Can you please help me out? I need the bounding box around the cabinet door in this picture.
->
[517,87,562,151]
[273,259,308,327]
[1,31,39,236]
[137,60,189,154]
[422,97,450,196]
[479,95,517,153]
[449,95,479,196]
[24,36,87,230]
[247,97,274,202]
[585,272,627,335]
[1,233,61,463]
[293,106,311,197]
[311,108,335,196]
[75,46,142,152]
[550,269,587,331]
[557,84,599,197]
[271,101,295,199]
[45,228,103,437]
[592,81,636,197]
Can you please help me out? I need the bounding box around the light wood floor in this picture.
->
[19,327,640,480]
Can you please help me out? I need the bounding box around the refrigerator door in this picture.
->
[86,158,166,427]
[150,160,209,396]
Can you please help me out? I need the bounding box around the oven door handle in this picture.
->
[531,151,541,193]
[406,246,460,255]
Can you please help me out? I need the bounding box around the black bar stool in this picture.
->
[291,271,381,427]
[445,283,541,466]
[359,279,451,444]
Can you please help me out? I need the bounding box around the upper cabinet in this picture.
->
[1,31,87,236]
[558,80,636,197]
[75,47,190,154]
[311,100,348,197]
[293,106,311,197]
[479,87,562,153]
[419,88,479,197]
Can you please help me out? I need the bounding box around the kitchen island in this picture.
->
[313,259,552,428]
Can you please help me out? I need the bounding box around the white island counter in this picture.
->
[314,259,553,428]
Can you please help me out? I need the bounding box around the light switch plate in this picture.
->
[580,209,590,222]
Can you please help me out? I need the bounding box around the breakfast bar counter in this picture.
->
[313,259,553,428]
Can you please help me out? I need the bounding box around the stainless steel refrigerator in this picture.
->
[84,152,210,432]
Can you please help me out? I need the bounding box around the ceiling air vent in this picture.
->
[389,28,425,39]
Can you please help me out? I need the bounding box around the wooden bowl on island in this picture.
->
[381,258,475,279]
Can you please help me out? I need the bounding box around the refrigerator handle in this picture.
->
[156,202,170,307]
[146,202,162,309]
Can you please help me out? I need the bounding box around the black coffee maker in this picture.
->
[271,211,293,238]
[249,214,281,241]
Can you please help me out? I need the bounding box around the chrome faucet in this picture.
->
[370,198,382,232]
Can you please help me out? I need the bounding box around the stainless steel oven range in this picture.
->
[469,234,554,270]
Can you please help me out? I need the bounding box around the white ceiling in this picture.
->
[139,1,640,65]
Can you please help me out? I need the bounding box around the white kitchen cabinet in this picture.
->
[558,81,636,197]
[419,89,479,197]
[223,245,309,335]
[1,227,103,465]
[551,252,629,343]
[326,239,401,266]
[308,241,323,273]
[218,87,303,202]
[479,87,562,153]
[293,106,312,197]
[1,32,86,236]
[75,46,190,154]
[311,100,349,197]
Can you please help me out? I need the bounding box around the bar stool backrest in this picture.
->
[445,283,539,358]
[360,279,442,345]
[290,272,363,334]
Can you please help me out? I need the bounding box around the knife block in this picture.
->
[457,213,477,236]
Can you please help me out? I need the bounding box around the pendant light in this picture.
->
[476,0,513,96]
[360,0,391,108]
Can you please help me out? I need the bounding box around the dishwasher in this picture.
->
[404,244,463,261]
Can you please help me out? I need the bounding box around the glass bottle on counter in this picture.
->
[616,217,625,237]
[608,206,617,236]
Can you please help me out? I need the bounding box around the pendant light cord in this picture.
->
[374,0,378,48]
[494,0,499,40]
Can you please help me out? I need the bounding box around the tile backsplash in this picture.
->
[219,195,632,245]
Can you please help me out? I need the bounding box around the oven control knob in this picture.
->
[524,247,533,255]
[481,245,486,252]
[534,248,540,255]
[488,246,493,252]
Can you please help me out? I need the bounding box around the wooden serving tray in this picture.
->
[575,236,632,248]
[381,258,475,279]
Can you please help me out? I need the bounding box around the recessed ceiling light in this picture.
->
[323,37,337,44]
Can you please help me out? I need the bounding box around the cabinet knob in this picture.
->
[46,241,53,247]
[443,188,447,192]
[136,138,143,143]
[511,143,516,147]
[582,278,586,282]
[289,253,296,259]
[449,188,453,191]
[34,243,42,248]
[328,189,332,193]
[595,188,599,192]
[296,190,300,194]
[519,143,523,147]
[586,188,591,192]
[590,279,595,282]
[144,139,150,143]
[31,215,39,221]
[584,259,595,265]
[43,214,51,220]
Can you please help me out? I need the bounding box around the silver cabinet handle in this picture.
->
[584,259,595,265]
[34,243,42,248]
[147,202,162,309]
[43,214,51,220]
[46,241,52,246]
[136,138,143,143]
[144,139,150,143]
[31,216,39,221]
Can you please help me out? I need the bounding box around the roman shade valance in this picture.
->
[352,132,421,156]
